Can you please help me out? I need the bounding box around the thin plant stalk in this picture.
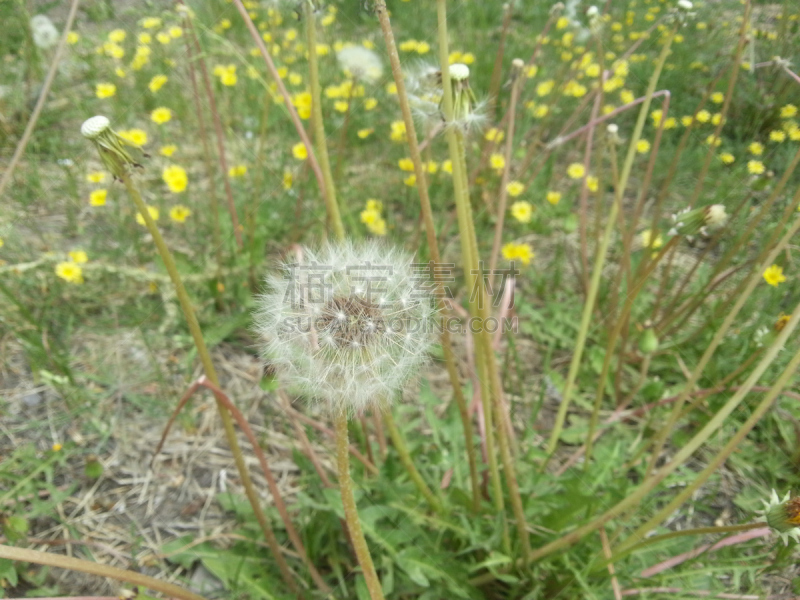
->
[487,3,513,118]
[488,67,523,282]
[583,237,678,467]
[543,29,676,464]
[373,0,480,511]
[436,0,503,513]
[438,0,531,560]
[603,522,766,567]
[181,19,224,299]
[304,0,345,240]
[118,173,301,594]
[384,410,444,514]
[645,212,800,477]
[335,412,385,600]
[0,545,206,600]
[232,0,329,207]
[185,18,243,249]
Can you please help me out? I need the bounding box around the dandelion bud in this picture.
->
[80,115,142,179]
[704,204,728,230]
[255,241,437,415]
[446,63,483,132]
[669,204,727,237]
[760,490,800,545]
[511,58,525,77]
[606,123,623,145]
[638,326,659,354]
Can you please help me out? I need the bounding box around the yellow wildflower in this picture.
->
[502,242,534,265]
[89,189,107,206]
[169,205,191,223]
[228,165,247,177]
[546,191,561,205]
[68,250,88,264]
[398,158,414,172]
[763,264,786,286]
[780,104,797,119]
[95,83,116,99]
[149,74,168,92]
[357,128,373,139]
[720,152,735,164]
[506,181,525,197]
[151,107,172,124]
[86,171,106,183]
[55,262,83,284]
[160,145,177,157]
[510,201,533,223]
[567,163,586,179]
[119,129,148,146]
[770,130,786,143]
[390,121,406,142]
[292,142,308,160]
[747,160,765,175]
[490,153,506,171]
[636,139,651,154]
[162,165,188,192]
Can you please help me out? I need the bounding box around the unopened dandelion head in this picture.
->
[760,489,800,545]
[256,241,437,415]
[30,15,59,50]
[337,46,383,84]
[80,116,142,179]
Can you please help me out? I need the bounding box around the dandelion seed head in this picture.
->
[255,241,437,415]
[30,15,59,49]
[337,46,383,84]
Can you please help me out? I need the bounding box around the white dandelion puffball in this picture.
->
[30,15,60,50]
[336,46,383,84]
[256,241,437,414]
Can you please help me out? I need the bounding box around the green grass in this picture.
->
[1,0,800,598]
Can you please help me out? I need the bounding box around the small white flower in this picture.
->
[677,0,693,9]
[256,241,437,415]
[30,15,59,50]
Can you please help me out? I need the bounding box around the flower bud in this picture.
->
[639,326,659,354]
[80,115,142,179]
[761,490,800,545]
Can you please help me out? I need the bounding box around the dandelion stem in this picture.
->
[335,411,385,600]
[118,173,301,595]
[384,411,444,514]
[304,0,345,241]
[437,2,501,507]
[601,522,767,570]
[185,18,243,249]
[0,545,206,600]
[542,28,677,466]
[373,0,481,512]
[488,68,523,284]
